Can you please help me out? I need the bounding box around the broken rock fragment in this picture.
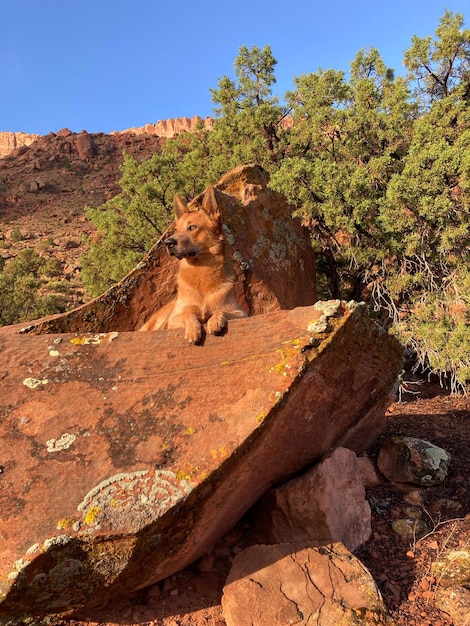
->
[251,447,372,551]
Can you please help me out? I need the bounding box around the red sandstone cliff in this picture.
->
[0,131,41,159]
[0,116,213,159]
[114,115,214,138]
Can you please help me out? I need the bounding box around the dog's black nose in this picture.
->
[165,237,177,249]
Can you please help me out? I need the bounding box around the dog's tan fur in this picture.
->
[139,186,246,343]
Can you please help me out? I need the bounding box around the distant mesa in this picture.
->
[113,115,214,138]
[0,116,214,159]
[0,131,41,159]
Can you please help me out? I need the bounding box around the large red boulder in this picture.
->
[0,301,402,621]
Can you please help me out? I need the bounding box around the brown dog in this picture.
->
[139,186,246,343]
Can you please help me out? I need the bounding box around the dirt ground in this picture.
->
[54,380,469,626]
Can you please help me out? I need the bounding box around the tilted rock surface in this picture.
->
[221,542,395,626]
[251,446,372,551]
[16,164,317,335]
[0,301,402,622]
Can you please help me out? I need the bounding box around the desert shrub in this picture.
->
[0,249,66,326]
[10,226,23,243]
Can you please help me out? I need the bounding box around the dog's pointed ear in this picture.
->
[173,194,189,219]
[201,186,221,220]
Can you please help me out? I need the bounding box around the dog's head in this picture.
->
[164,186,224,260]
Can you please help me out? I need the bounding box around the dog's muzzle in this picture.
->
[164,236,197,259]
[165,237,177,251]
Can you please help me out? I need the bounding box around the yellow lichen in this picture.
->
[186,426,196,435]
[57,517,77,530]
[281,338,302,348]
[211,445,229,460]
[175,470,191,481]
[84,505,101,525]
[268,347,297,377]
[70,335,102,345]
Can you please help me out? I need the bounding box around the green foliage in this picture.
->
[81,151,178,296]
[0,249,66,326]
[377,95,470,390]
[79,18,470,389]
[271,48,415,297]
[404,10,470,106]
[37,235,55,252]
[271,22,470,389]
[209,44,290,171]
[10,226,23,243]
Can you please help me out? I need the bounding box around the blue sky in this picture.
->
[1,0,468,135]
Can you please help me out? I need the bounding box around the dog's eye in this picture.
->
[187,224,197,231]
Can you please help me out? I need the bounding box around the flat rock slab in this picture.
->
[0,301,403,622]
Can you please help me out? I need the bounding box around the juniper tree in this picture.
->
[270,48,414,300]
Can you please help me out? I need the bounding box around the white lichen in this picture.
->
[308,316,330,333]
[76,469,193,533]
[222,224,235,244]
[46,433,77,453]
[25,543,40,556]
[42,535,72,550]
[23,377,49,389]
[313,299,341,317]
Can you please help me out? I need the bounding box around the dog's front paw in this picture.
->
[185,319,202,344]
[207,313,227,336]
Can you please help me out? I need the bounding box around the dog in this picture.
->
[139,186,246,343]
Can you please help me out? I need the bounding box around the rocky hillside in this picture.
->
[0,116,212,159]
[0,123,180,308]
